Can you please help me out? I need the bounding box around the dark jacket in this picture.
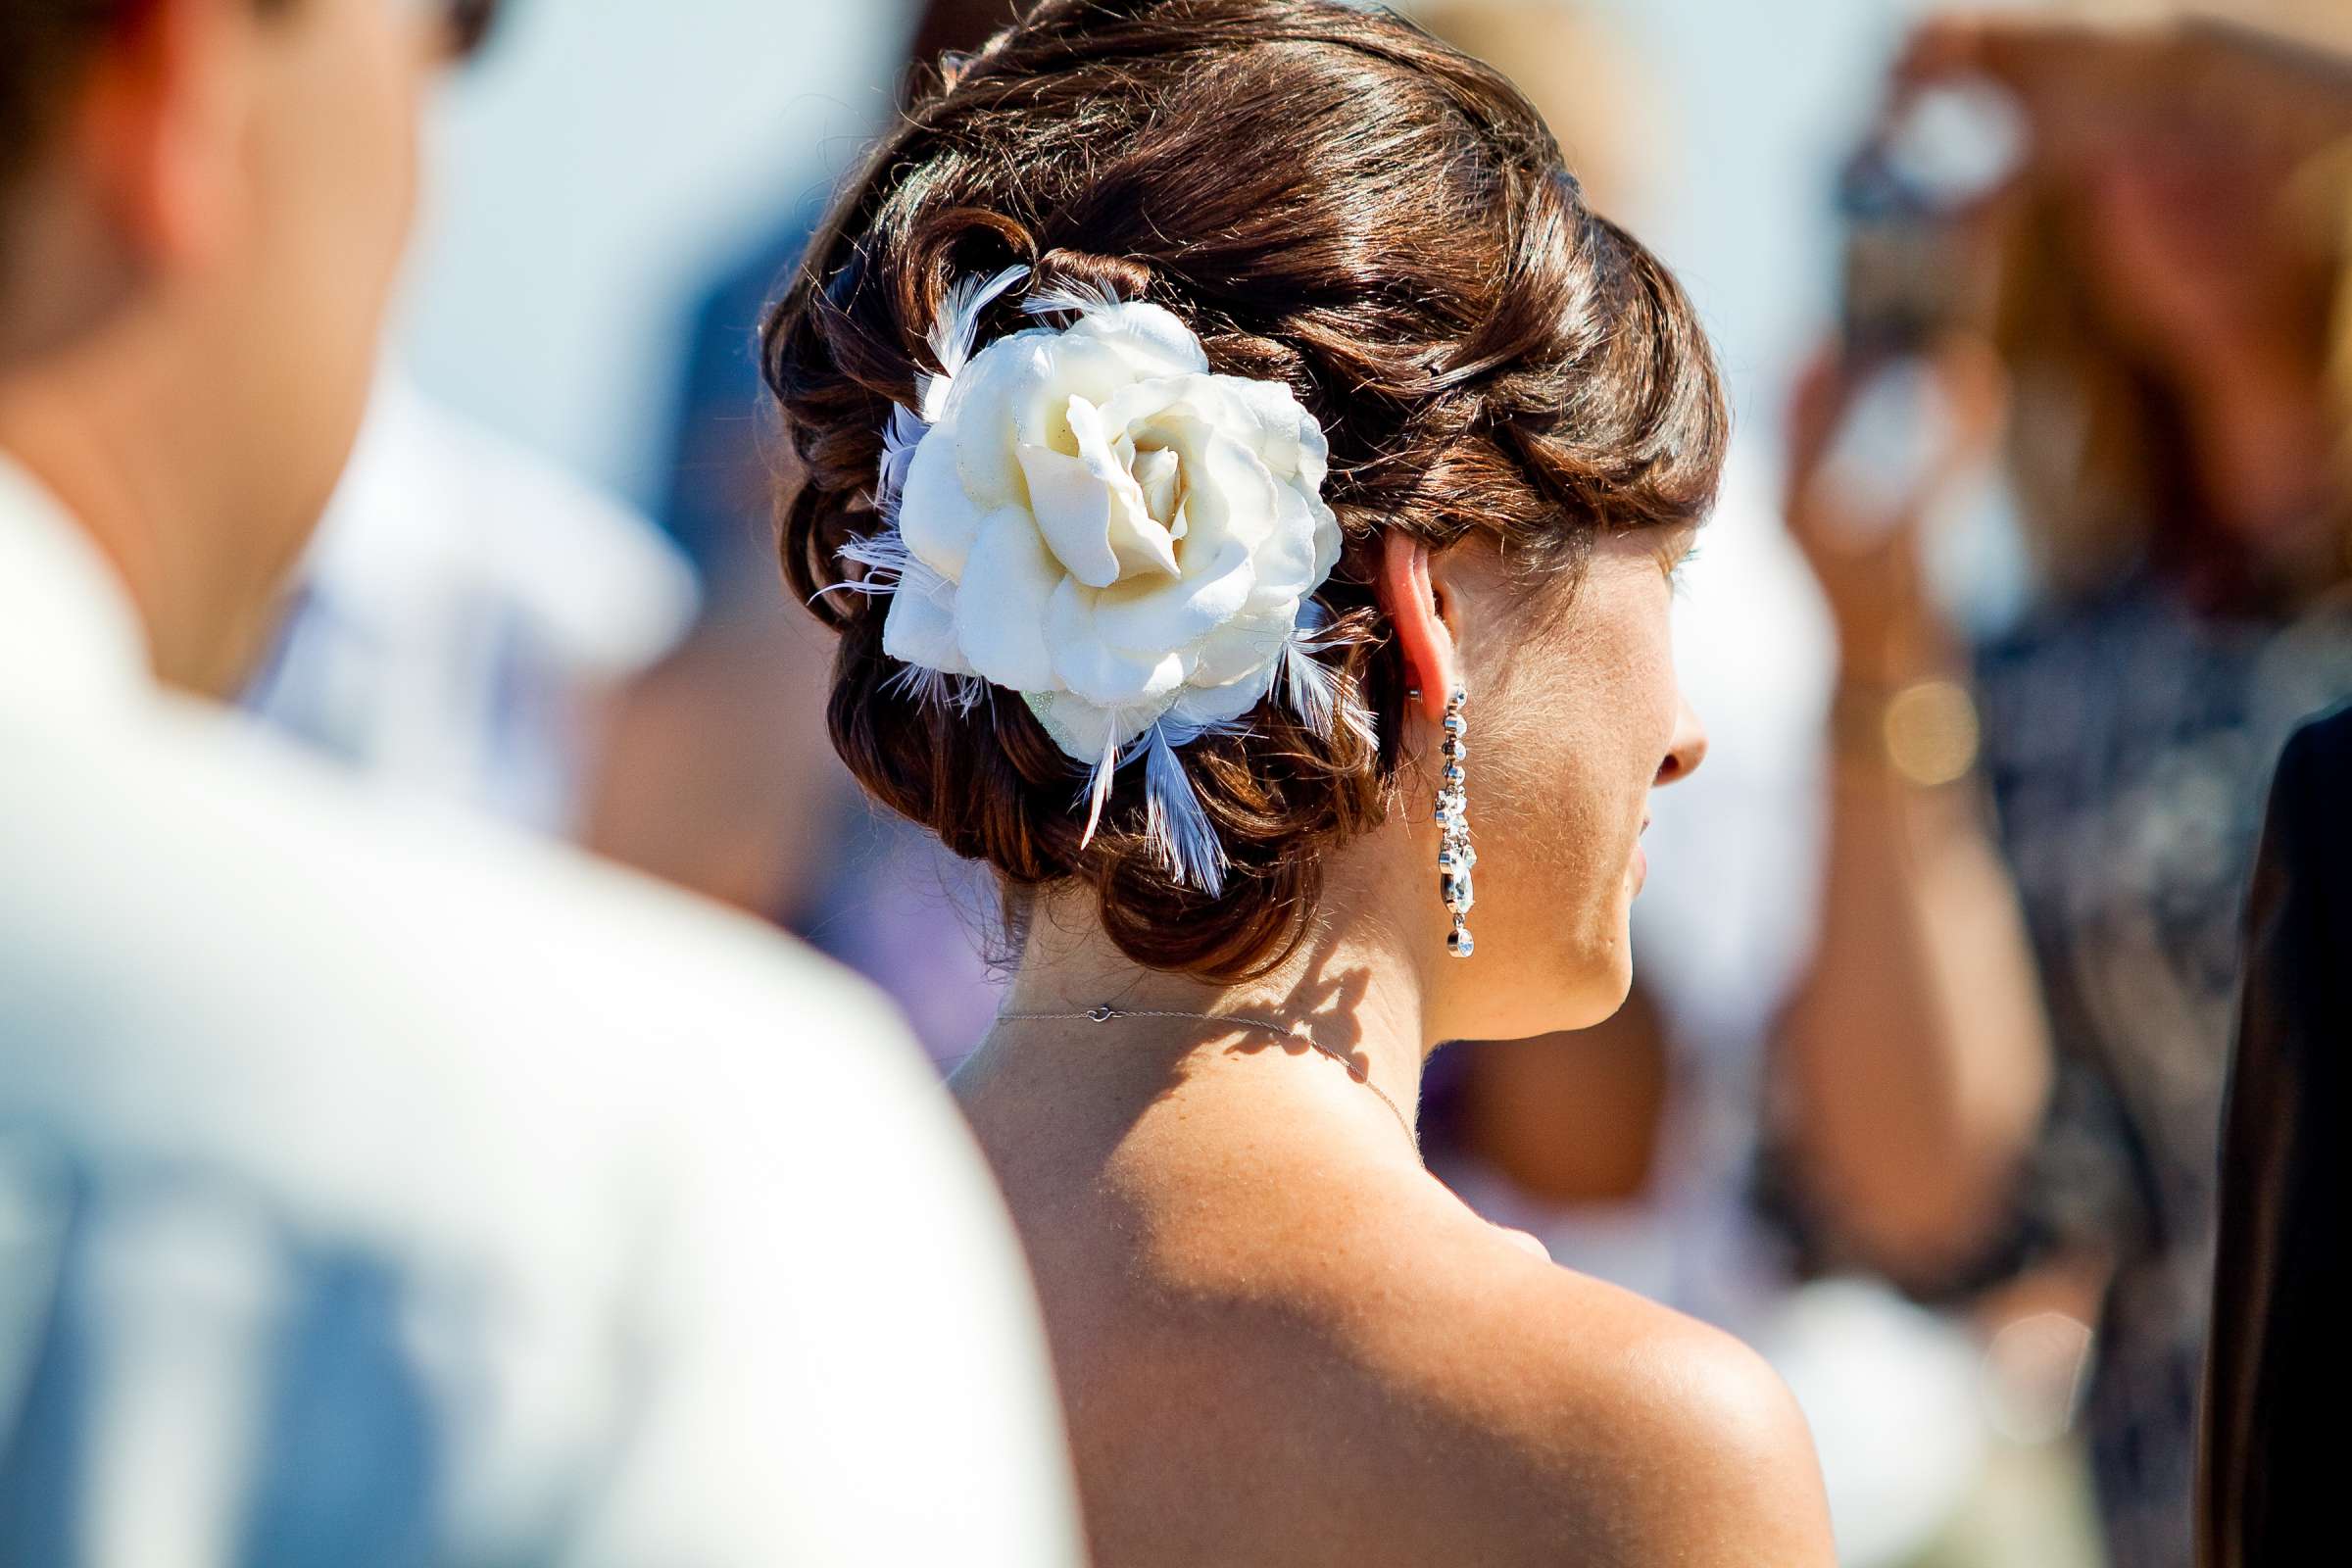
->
[2200,704,2352,1568]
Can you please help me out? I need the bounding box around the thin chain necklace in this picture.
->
[993,1003,1420,1155]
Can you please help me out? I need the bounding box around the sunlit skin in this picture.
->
[956,525,1837,1567]
[1419,527,1705,1039]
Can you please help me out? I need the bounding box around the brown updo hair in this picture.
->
[762,0,1725,981]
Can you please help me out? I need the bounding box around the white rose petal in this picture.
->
[1170,657,1281,731]
[954,509,1062,691]
[899,422,989,578]
[1232,483,1330,618]
[943,329,1056,509]
[1188,604,1297,688]
[1069,397,1185,580]
[1066,300,1210,377]
[881,559,972,675]
[1024,690,1175,760]
[874,292,1344,765]
[1047,577,1190,707]
[1089,530,1254,653]
[1017,405,1172,588]
[1132,445,1181,526]
[1223,372,1331,490]
[1143,405,1283,556]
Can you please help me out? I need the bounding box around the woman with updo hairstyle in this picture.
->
[764,1,1835,1560]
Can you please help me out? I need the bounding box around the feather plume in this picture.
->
[834,526,909,585]
[929,264,1031,382]
[945,673,987,713]
[875,405,929,521]
[883,662,955,710]
[815,526,913,606]
[1143,721,1227,896]
[1279,633,1340,737]
[883,662,986,713]
[1021,277,1124,321]
[1278,604,1375,750]
[1077,718,1123,850]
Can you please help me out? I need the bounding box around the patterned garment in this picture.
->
[1974,576,2352,1568]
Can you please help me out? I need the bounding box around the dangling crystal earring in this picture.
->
[1436,688,1475,957]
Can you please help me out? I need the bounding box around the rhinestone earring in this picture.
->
[1436,688,1475,957]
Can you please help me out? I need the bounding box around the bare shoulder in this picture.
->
[994,1085,1836,1567]
[1528,1276,1838,1565]
[1336,1176,1839,1566]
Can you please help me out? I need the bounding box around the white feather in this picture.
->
[884,662,954,709]
[1143,721,1228,896]
[929,263,1031,381]
[838,525,909,581]
[1077,718,1123,850]
[1279,635,1340,736]
[884,662,987,713]
[1278,605,1375,750]
[875,405,929,521]
[815,526,913,606]
[1021,277,1124,321]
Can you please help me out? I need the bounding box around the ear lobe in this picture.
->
[1377,530,1458,724]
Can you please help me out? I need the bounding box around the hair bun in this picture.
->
[761,0,1724,982]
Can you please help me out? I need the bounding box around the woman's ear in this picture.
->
[1377,531,1458,724]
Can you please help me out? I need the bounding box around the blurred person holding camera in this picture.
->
[0,2,1080,1562]
[1777,9,2352,1565]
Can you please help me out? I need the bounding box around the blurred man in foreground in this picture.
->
[0,3,1081,1563]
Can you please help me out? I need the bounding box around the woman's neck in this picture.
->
[996,872,1441,1145]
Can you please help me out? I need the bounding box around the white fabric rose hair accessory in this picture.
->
[835,265,1370,896]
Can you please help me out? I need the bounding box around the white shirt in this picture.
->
[244,378,701,832]
[0,454,1085,1567]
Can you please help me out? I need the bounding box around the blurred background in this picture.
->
[241,1,2352,1564]
[395,0,1859,499]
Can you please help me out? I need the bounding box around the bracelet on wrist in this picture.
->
[1831,675,1982,788]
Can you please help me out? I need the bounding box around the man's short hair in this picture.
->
[1,2,305,204]
[0,3,127,199]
